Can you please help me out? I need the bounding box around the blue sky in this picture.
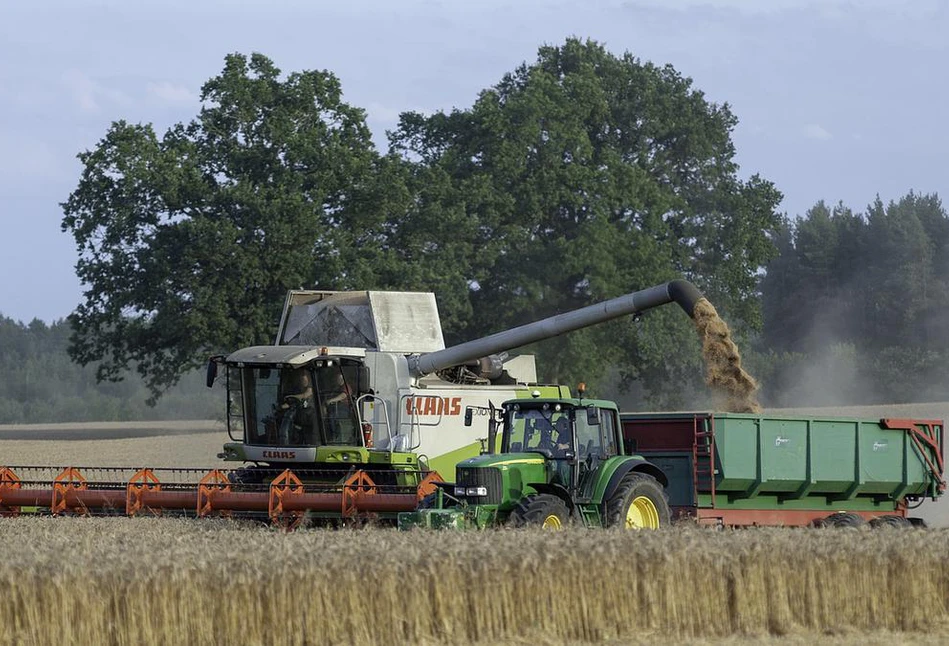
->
[1,0,947,322]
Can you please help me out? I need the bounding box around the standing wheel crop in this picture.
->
[606,473,671,529]
[509,493,570,529]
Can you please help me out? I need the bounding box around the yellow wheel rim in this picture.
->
[625,495,660,529]
[542,514,563,529]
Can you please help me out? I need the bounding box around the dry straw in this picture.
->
[692,298,762,413]
[0,518,947,645]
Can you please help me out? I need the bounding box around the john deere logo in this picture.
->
[774,436,790,447]
[872,441,888,451]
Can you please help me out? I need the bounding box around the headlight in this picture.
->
[454,486,467,497]
[466,486,488,497]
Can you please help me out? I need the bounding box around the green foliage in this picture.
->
[62,53,392,402]
[389,38,782,402]
[758,191,949,406]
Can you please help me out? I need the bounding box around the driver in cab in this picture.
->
[279,369,315,441]
[539,416,572,457]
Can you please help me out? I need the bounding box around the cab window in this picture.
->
[601,409,618,457]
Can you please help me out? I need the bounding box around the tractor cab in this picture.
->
[500,395,622,497]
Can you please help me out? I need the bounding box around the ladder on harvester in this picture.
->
[692,416,717,507]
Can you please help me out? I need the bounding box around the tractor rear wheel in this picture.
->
[869,515,912,529]
[606,473,670,529]
[818,512,867,528]
[509,494,570,529]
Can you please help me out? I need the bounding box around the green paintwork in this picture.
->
[515,385,573,399]
[427,441,484,477]
[417,389,571,476]
[457,451,549,514]
[588,455,647,504]
[315,446,419,467]
[219,442,419,468]
[623,412,944,512]
[220,442,245,461]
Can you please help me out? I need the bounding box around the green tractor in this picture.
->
[398,389,671,529]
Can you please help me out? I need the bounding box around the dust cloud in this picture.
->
[692,299,761,413]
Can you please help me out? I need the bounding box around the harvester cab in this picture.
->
[399,392,672,530]
[210,348,391,463]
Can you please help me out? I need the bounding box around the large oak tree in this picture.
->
[62,53,395,400]
[389,39,782,403]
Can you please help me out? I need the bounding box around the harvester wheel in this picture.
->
[606,473,670,530]
[818,512,867,528]
[509,494,570,529]
[868,515,913,529]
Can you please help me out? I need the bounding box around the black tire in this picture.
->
[509,493,570,529]
[606,473,671,529]
[818,512,867,528]
[869,514,913,529]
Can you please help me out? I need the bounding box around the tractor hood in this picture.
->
[457,453,548,470]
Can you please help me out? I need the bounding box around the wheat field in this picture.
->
[0,519,947,646]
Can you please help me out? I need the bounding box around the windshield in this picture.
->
[239,363,361,447]
[503,405,573,457]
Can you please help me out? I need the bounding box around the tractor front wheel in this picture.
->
[606,473,670,530]
[509,494,570,529]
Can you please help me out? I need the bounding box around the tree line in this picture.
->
[0,38,937,423]
[0,317,217,423]
[751,192,949,407]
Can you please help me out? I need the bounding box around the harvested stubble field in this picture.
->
[0,519,947,646]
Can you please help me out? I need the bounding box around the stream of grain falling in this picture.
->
[692,298,762,413]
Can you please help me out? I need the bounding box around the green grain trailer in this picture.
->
[621,412,945,527]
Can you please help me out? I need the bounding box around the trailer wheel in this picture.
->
[869,515,913,529]
[509,494,570,529]
[818,512,867,528]
[606,473,671,530]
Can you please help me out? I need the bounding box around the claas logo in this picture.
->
[405,396,462,416]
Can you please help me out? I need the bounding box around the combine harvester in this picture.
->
[0,280,705,526]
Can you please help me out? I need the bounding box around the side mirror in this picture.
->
[586,407,601,426]
[206,357,220,388]
[464,408,473,427]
